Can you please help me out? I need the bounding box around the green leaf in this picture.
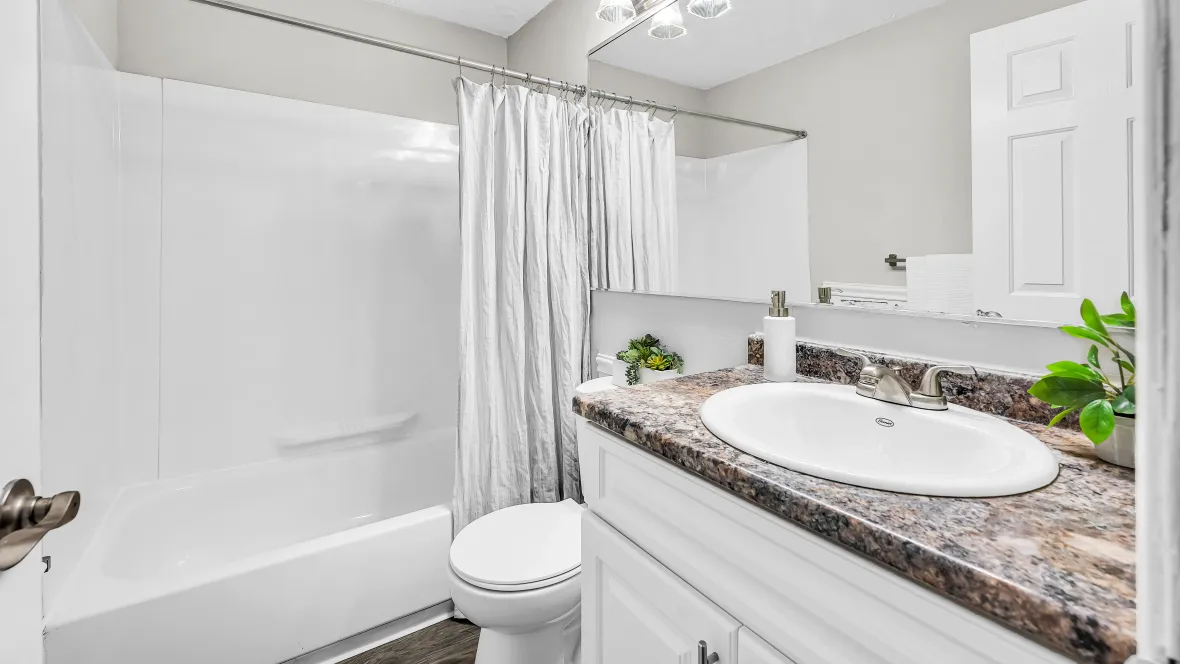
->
[1117,359,1135,375]
[1028,375,1108,408]
[1045,361,1105,382]
[1101,314,1135,328]
[1080,299,1108,337]
[1123,384,1136,404]
[1087,345,1102,369]
[1060,325,1112,347]
[1080,400,1116,444]
[1121,291,1136,319]
[1047,407,1078,428]
[1112,393,1136,415]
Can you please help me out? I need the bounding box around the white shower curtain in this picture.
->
[589,107,679,293]
[453,78,591,533]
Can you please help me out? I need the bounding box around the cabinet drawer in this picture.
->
[582,511,740,664]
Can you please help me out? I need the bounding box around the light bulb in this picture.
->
[596,0,637,24]
[687,0,732,19]
[648,4,687,40]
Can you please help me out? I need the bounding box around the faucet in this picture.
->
[835,348,977,411]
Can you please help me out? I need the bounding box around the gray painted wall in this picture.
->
[705,0,1083,288]
[118,0,507,125]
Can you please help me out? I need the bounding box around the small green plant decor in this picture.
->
[1028,292,1136,445]
[616,334,685,386]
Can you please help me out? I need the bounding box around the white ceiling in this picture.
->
[593,0,948,89]
[369,0,559,38]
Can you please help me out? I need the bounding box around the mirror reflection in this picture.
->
[588,0,1143,324]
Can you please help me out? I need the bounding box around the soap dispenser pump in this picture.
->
[764,291,797,382]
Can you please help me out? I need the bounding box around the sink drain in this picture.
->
[875,417,895,428]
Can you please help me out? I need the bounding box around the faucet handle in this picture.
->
[835,348,873,370]
[917,365,977,397]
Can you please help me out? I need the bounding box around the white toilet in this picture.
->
[449,499,585,664]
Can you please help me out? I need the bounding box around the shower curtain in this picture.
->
[589,107,679,293]
[453,78,591,533]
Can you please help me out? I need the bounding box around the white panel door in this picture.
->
[0,0,46,662]
[971,0,1144,322]
[583,512,740,664]
[738,628,797,664]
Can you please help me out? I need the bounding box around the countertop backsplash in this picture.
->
[748,333,1079,430]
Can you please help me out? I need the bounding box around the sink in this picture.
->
[699,383,1059,497]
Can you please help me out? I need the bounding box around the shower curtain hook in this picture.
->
[670,106,679,121]
[457,57,464,79]
[625,96,634,111]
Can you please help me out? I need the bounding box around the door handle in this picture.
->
[698,640,719,664]
[0,479,81,571]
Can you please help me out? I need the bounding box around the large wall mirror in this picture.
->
[587,0,1143,326]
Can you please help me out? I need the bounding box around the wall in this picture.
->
[118,0,507,125]
[507,0,617,83]
[704,0,1083,288]
[676,141,810,302]
[153,79,461,477]
[66,0,118,65]
[40,0,153,610]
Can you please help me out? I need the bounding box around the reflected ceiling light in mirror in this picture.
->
[596,0,637,23]
[648,4,687,40]
[687,0,732,19]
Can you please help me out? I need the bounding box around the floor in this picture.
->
[340,619,479,664]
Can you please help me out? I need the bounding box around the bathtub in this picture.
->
[45,428,456,664]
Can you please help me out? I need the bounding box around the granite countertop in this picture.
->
[572,366,1136,664]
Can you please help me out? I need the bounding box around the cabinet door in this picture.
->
[738,628,796,664]
[583,512,740,664]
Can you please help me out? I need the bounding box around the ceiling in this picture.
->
[369,0,559,38]
[592,0,948,89]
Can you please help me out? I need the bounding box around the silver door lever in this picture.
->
[0,479,81,571]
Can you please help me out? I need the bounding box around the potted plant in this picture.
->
[1028,293,1136,468]
[615,334,686,386]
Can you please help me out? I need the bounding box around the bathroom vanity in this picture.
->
[573,366,1135,664]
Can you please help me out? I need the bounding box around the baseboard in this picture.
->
[283,601,455,664]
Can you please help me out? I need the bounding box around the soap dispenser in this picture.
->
[764,291,797,382]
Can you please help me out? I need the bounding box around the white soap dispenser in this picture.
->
[764,290,797,382]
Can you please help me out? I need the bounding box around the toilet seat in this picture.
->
[450,499,583,593]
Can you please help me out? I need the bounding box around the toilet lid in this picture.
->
[450,499,583,591]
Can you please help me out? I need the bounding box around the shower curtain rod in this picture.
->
[186,0,808,139]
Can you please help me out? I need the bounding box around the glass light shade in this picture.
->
[596,0,637,23]
[687,0,732,19]
[648,4,687,40]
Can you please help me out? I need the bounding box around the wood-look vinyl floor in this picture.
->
[340,619,480,664]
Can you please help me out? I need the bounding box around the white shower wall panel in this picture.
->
[157,80,462,478]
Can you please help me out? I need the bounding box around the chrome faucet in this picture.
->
[835,348,977,411]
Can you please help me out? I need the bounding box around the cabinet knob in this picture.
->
[698,640,719,664]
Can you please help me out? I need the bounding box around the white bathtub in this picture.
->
[45,428,456,664]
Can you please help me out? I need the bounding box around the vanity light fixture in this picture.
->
[687,0,732,19]
[596,0,637,23]
[648,3,687,40]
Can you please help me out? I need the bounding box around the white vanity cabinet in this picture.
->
[577,420,1074,664]
[582,512,740,664]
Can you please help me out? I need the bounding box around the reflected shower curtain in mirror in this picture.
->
[589,107,679,292]
[453,78,591,533]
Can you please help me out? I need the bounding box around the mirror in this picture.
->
[587,0,1143,325]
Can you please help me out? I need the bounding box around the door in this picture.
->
[971,0,1144,322]
[738,628,796,664]
[582,512,740,664]
[1,0,46,663]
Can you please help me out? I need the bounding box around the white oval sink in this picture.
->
[700,383,1059,497]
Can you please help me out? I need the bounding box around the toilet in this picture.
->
[449,499,585,664]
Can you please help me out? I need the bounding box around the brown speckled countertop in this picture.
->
[573,366,1136,664]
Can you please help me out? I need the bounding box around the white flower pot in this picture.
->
[638,367,679,385]
[1095,416,1135,469]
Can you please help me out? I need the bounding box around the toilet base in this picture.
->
[473,608,580,664]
